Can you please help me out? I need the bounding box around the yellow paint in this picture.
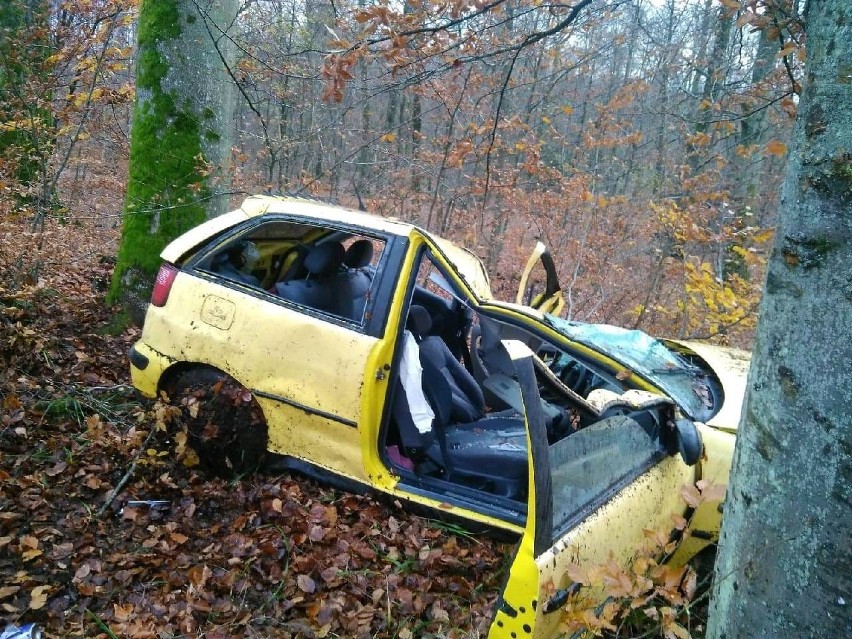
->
[161,209,250,263]
[531,458,696,638]
[130,196,740,639]
[129,340,174,398]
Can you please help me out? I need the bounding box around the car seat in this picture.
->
[274,242,344,312]
[328,239,375,319]
[214,241,261,286]
[403,305,529,498]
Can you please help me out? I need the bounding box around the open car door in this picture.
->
[516,242,564,316]
[489,343,699,639]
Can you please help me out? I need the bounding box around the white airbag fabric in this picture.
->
[400,330,435,434]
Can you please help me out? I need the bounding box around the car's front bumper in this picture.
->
[129,341,175,398]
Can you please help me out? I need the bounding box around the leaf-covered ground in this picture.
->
[0,217,511,638]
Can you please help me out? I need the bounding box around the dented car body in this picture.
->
[129,195,748,638]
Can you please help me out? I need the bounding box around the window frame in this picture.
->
[184,215,407,339]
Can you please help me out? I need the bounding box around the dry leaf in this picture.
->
[29,585,50,610]
[0,586,20,599]
[297,574,316,593]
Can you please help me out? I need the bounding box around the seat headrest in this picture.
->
[407,305,432,336]
[344,239,374,269]
[304,242,344,276]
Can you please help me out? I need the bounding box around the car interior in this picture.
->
[195,221,384,324]
[383,251,679,503]
[195,228,681,505]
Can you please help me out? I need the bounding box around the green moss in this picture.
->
[832,153,852,180]
[108,0,211,306]
[204,129,220,142]
[138,0,181,43]
[781,233,838,270]
[186,13,197,24]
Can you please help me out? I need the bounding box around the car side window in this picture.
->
[547,401,674,539]
[197,219,387,325]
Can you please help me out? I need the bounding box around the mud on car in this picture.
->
[129,195,747,639]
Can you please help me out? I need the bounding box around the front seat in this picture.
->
[328,239,375,320]
[274,242,344,312]
[407,306,529,498]
[419,328,487,424]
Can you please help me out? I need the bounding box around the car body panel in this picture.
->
[161,209,251,263]
[516,241,565,316]
[141,272,378,482]
[667,423,736,563]
[129,196,746,639]
[492,344,697,639]
[669,340,750,431]
[531,457,696,637]
[429,235,493,300]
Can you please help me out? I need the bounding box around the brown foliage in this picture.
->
[0,215,508,638]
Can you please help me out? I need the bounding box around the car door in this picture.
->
[489,349,698,639]
[516,242,565,315]
[176,218,406,485]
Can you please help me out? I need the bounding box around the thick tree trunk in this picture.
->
[707,2,852,637]
[110,0,237,324]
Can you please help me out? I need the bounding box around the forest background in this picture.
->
[1,0,803,342]
[0,0,807,637]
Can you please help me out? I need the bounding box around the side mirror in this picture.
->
[674,419,703,466]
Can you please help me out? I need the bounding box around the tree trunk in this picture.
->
[110,0,238,325]
[707,2,852,637]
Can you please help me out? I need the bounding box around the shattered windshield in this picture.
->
[544,316,714,421]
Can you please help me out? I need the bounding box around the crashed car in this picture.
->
[129,195,749,639]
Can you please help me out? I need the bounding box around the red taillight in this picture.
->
[151,263,179,307]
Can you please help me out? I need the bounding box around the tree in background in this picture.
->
[0,1,51,210]
[307,0,799,342]
[110,0,238,324]
[707,0,852,636]
[0,0,135,235]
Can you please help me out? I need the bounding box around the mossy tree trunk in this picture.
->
[110,0,238,324]
[707,2,852,637]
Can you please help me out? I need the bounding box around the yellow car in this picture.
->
[129,195,749,639]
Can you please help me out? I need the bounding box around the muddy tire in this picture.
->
[169,368,268,477]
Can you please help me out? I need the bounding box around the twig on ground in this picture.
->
[97,425,158,518]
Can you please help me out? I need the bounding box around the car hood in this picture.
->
[543,317,750,431]
[668,339,751,432]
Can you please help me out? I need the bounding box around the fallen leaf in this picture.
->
[0,586,20,599]
[29,585,50,610]
[45,461,68,476]
[297,574,316,593]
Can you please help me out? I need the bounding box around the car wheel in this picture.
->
[169,368,268,477]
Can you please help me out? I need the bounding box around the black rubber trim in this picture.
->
[690,529,715,540]
[252,389,357,428]
[543,582,582,614]
[128,345,149,371]
[265,455,370,495]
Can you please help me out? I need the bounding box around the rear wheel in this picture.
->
[168,368,268,477]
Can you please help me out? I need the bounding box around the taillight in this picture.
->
[151,263,179,307]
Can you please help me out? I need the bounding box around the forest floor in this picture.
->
[0,216,509,638]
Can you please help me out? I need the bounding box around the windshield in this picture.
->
[544,316,716,421]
